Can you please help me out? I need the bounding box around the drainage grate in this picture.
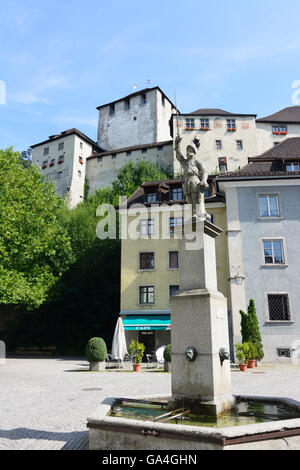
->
[82,388,103,392]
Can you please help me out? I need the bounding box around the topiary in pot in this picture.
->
[86,337,107,371]
[128,340,145,372]
[164,345,171,372]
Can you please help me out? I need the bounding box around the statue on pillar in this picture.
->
[175,136,209,220]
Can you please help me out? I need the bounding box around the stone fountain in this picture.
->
[87,138,300,450]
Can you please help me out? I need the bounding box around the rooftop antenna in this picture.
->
[147,79,151,88]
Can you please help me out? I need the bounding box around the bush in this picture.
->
[85,337,107,363]
[164,345,171,363]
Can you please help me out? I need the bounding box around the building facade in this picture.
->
[86,140,173,193]
[119,179,229,356]
[171,109,258,175]
[31,129,102,208]
[218,138,300,362]
[96,86,177,151]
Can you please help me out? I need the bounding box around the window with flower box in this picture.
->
[227,119,236,131]
[272,125,288,135]
[200,118,210,130]
[185,118,195,130]
[42,160,48,169]
[58,155,64,164]
[49,159,55,167]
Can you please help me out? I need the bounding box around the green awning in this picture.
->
[123,314,171,331]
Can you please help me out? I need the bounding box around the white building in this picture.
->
[256,106,300,153]
[31,129,103,208]
[96,86,177,151]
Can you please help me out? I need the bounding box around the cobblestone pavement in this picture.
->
[1,358,300,450]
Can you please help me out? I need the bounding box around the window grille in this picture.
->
[268,294,290,321]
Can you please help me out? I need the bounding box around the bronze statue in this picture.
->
[175,136,209,219]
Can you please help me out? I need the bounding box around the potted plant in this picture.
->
[85,337,107,371]
[235,342,250,371]
[163,344,171,372]
[247,342,257,369]
[128,340,145,372]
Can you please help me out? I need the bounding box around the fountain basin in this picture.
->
[87,394,300,450]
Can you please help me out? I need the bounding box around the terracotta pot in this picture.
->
[133,364,141,372]
[239,363,247,372]
[247,359,256,369]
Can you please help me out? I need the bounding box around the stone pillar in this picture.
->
[169,219,235,416]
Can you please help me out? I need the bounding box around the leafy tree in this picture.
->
[239,299,264,361]
[0,148,73,309]
[112,160,173,198]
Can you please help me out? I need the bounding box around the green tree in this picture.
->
[0,148,73,309]
[239,299,264,361]
[112,160,173,198]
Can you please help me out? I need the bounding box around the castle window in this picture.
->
[236,140,243,150]
[157,145,164,151]
[185,118,195,130]
[218,157,227,173]
[162,95,165,107]
[58,171,63,179]
[200,118,209,129]
[78,170,82,178]
[112,154,117,160]
[216,140,222,150]
[126,151,131,156]
[97,157,103,163]
[142,148,148,154]
[124,98,130,110]
[227,119,236,131]
[141,93,147,105]
[58,142,64,151]
[109,104,115,115]
[44,147,49,156]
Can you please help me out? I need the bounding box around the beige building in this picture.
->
[171,109,258,176]
[256,106,300,154]
[31,129,103,208]
[87,140,173,193]
[119,179,229,357]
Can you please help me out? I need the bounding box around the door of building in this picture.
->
[138,331,155,360]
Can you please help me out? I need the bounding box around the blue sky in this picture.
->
[1,0,300,152]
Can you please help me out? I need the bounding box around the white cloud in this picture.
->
[11,92,49,105]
